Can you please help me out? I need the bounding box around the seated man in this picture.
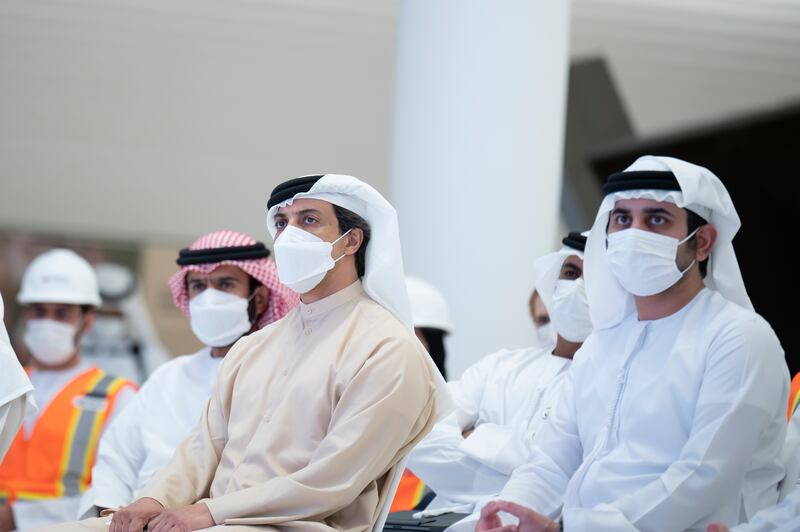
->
[41,174,450,532]
[407,232,590,517]
[471,156,789,532]
[78,230,298,518]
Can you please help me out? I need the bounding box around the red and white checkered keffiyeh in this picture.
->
[167,230,299,329]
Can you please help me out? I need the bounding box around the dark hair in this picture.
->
[332,205,371,278]
[686,209,709,278]
[419,327,447,380]
[247,276,264,323]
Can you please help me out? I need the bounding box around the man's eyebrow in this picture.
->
[642,207,675,217]
[611,207,630,215]
[296,209,324,216]
[212,276,240,283]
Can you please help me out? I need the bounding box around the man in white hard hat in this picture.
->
[80,262,170,384]
[407,276,454,380]
[0,249,137,531]
[408,232,590,521]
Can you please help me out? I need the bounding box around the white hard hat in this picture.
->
[405,276,453,334]
[17,249,102,307]
[94,262,136,304]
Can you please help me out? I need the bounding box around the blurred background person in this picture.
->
[80,262,170,384]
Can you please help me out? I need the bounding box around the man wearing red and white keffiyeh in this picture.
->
[77,230,299,519]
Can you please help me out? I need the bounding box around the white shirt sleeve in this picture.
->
[729,410,800,532]
[408,353,511,504]
[459,422,531,475]
[495,361,583,520]
[407,413,510,506]
[446,352,500,430]
[0,396,27,463]
[77,384,145,517]
[732,484,800,532]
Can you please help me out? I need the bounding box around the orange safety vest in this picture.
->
[0,366,135,504]
[390,469,426,512]
[789,372,800,421]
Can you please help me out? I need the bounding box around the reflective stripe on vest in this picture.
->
[0,367,134,503]
[62,374,120,496]
[789,372,800,421]
[389,469,426,512]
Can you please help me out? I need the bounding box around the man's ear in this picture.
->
[79,311,96,337]
[344,228,364,256]
[694,224,717,262]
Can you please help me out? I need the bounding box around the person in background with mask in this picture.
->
[0,292,35,461]
[529,290,556,351]
[80,262,170,384]
[45,174,451,532]
[473,156,788,532]
[77,230,298,519]
[407,232,590,520]
[0,249,137,531]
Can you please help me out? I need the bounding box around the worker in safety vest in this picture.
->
[0,249,137,531]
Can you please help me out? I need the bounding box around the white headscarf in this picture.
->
[533,245,586,316]
[267,174,453,420]
[584,155,752,330]
[0,292,36,416]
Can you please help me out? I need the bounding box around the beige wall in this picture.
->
[2,0,798,247]
[0,0,396,245]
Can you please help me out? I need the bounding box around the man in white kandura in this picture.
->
[409,232,591,519]
[471,156,789,532]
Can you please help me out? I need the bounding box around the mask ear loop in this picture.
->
[331,229,353,262]
[677,227,702,275]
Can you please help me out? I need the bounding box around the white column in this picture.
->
[390,0,572,378]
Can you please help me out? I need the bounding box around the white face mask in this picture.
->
[535,322,556,350]
[606,227,699,296]
[24,319,79,365]
[189,289,253,348]
[549,278,593,342]
[273,225,352,294]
